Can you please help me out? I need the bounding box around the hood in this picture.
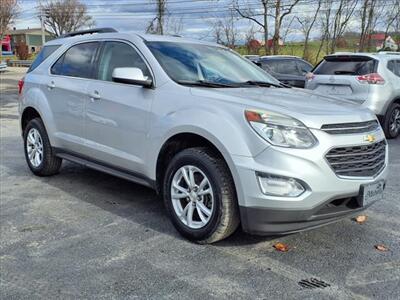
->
[190,87,375,129]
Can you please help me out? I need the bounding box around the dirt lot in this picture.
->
[1,68,399,299]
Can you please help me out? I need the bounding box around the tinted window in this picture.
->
[28,45,60,72]
[297,60,313,74]
[314,56,376,75]
[262,59,301,75]
[97,42,151,81]
[388,60,400,77]
[396,61,400,77]
[51,42,98,78]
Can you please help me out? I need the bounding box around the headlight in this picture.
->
[245,109,317,149]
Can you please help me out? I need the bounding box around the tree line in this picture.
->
[1,0,399,62]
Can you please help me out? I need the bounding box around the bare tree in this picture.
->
[234,0,270,54]
[271,0,300,54]
[147,0,167,35]
[212,9,238,48]
[382,0,400,50]
[359,0,377,51]
[0,0,19,41]
[329,0,359,53]
[296,0,321,60]
[38,0,94,37]
[244,24,259,54]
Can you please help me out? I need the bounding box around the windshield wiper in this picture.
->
[240,80,286,88]
[176,80,237,88]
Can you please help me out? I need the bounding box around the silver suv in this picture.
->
[19,29,388,243]
[305,53,400,139]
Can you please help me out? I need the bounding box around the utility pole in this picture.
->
[40,9,46,46]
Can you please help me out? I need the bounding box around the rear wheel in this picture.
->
[163,147,239,244]
[383,103,400,139]
[23,118,62,176]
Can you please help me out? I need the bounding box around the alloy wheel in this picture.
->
[26,128,44,167]
[170,165,214,229]
[389,108,400,136]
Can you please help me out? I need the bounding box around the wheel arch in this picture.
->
[21,106,43,133]
[154,131,244,206]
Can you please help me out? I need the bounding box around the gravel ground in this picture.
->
[1,68,399,299]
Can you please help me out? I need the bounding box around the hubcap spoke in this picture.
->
[198,188,211,196]
[188,167,196,188]
[181,167,191,187]
[196,205,208,223]
[197,201,211,217]
[172,182,189,195]
[186,203,195,227]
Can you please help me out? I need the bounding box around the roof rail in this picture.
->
[377,51,400,55]
[59,27,117,38]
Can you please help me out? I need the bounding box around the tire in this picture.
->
[23,118,62,176]
[383,103,400,139]
[163,147,239,244]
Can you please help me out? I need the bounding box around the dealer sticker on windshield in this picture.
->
[360,180,384,207]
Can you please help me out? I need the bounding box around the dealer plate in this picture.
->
[360,180,384,206]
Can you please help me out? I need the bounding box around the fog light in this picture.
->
[257,173,305,197]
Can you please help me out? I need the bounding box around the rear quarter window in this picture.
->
[314,56,377,75]
[387,60,400,77]
[27,45,61,73]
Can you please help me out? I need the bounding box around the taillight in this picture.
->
[305,72,315,81]
[357,73,385,85]
[18,78,25,95]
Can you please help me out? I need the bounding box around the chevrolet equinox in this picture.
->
[19,28,388,243]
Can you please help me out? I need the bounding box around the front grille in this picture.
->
[325,140,386,177]
[321,120,379,134]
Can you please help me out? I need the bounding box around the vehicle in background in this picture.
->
[243,55,261,66]
[306,53,400,138]
[258,55,313,88]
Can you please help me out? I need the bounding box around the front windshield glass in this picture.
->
[146,41,279,86]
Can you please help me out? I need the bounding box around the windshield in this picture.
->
[146,41,279,87]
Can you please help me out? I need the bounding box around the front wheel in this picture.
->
[383,103,400,139]
[163,147,239,244]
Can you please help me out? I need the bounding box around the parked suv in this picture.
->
[259,55,313,88]
[306,53,400,138]
[19,29,388,243]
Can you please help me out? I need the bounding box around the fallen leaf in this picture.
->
[375,244,389,252]
[273,242,289,252]
[355,215,368,224]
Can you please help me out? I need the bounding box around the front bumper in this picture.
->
[232,129,389,235]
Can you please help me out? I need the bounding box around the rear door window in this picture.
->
[388,60,400,77]
[314,56,377,75]
[51,42,99,79]
[28,45,61,72]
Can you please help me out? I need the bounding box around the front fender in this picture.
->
[146,104,269,206]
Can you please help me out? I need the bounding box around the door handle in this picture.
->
[47,81,55,90]
[89,91,101,101]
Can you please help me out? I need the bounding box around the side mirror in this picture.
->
[112,67,153,88]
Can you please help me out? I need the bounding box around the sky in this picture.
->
[13,0,397,43]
